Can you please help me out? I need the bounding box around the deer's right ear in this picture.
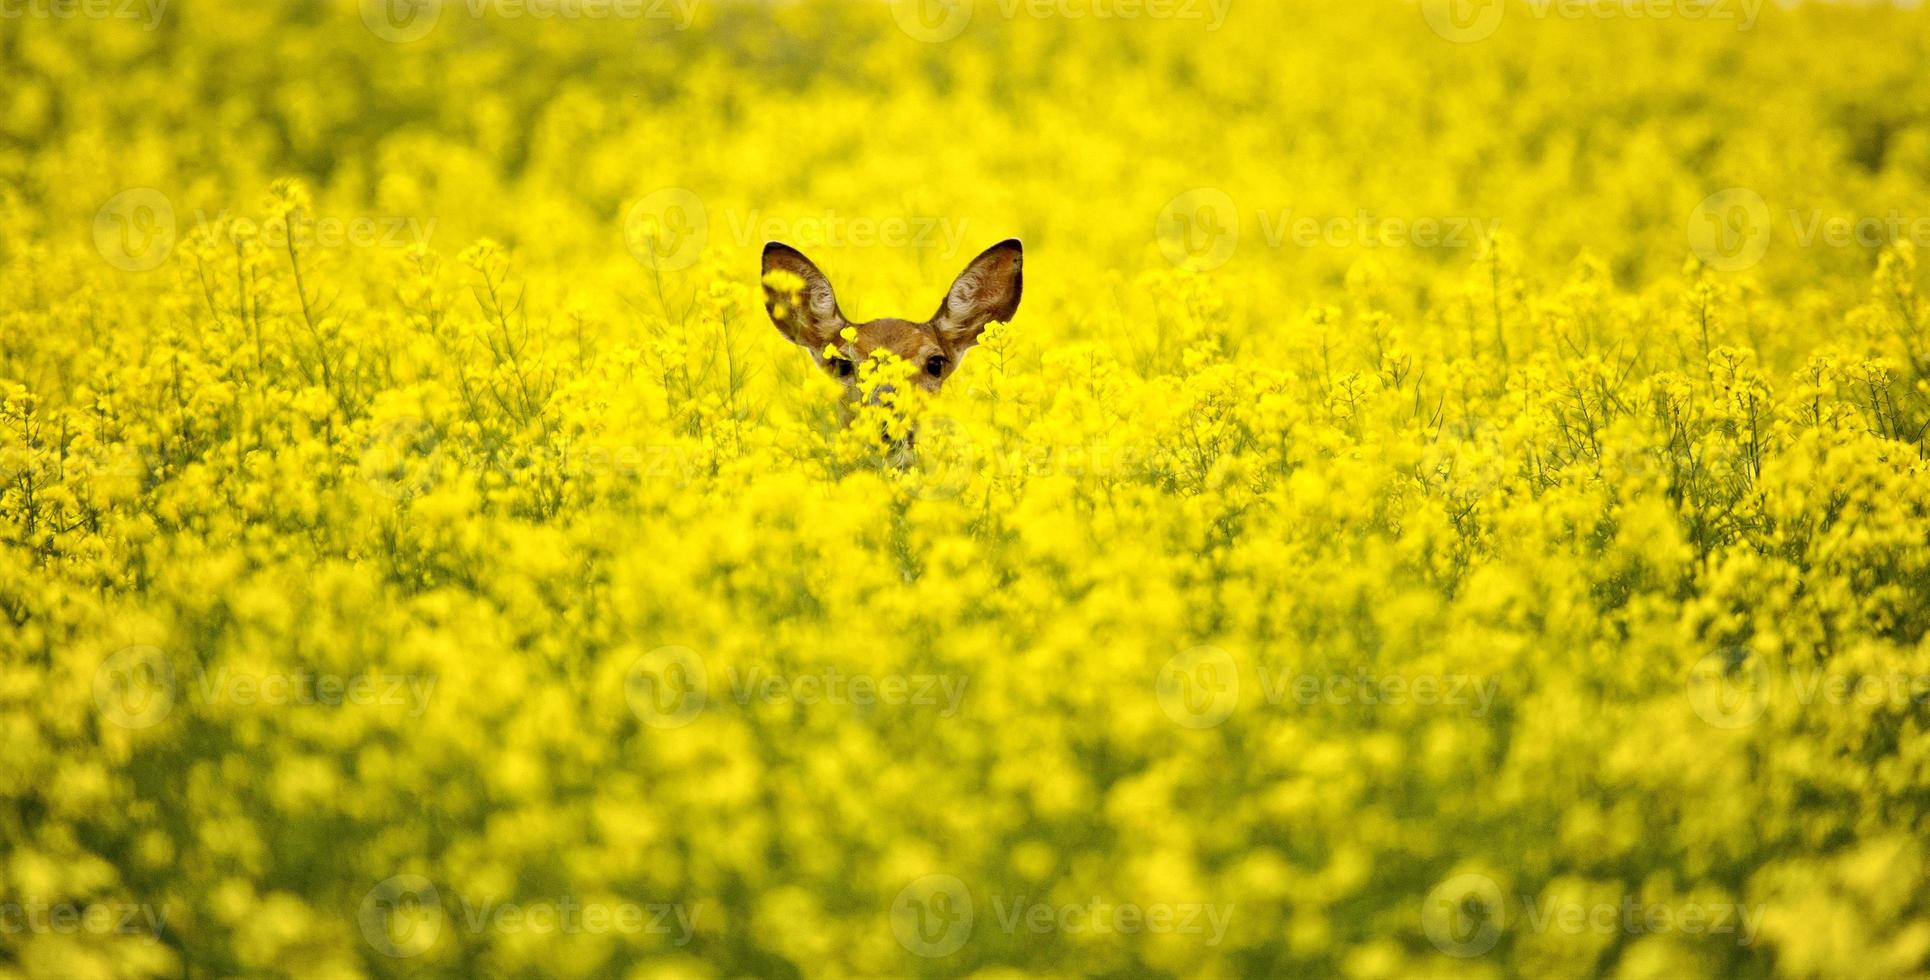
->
[762,242,847,352]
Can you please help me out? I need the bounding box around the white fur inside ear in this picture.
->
[807,279,839,320]
[947,266,989,314]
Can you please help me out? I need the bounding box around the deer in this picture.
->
[760,239,1023,404]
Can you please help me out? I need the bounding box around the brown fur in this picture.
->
[762,239,1023,395]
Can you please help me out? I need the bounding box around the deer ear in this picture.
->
[932,239,1022,352]
[763,242,847,351]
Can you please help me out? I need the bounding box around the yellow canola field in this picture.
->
[3,0,1930,976]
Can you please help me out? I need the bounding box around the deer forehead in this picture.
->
[849,319,944,360]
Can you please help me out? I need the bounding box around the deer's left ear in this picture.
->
[763,242,848,352]
[932,239,1022,352]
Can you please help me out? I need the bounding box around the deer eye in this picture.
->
[925,355,947,378]
[828,358,855,378]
